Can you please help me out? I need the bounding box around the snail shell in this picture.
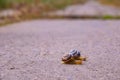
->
[62,54,72,63]
[69,49,81,58]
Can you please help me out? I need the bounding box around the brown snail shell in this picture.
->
[62,54,72,63]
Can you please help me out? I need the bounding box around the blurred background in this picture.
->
[0,1,120,80]
[0,0,120,25]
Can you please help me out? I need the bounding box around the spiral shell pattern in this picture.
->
[69,49,81,58]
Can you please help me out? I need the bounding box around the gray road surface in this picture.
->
[0,20,120,80]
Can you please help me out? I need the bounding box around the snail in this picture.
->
[69,49,86,61]
[61,49,86,64]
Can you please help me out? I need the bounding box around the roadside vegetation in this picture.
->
[0,0,86,10]
[99,0,120,7]
[0,0,86,26]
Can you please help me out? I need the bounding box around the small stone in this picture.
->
[9,66,15,70]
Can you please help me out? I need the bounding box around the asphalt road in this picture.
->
[0,20,120,80]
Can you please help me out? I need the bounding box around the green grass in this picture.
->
[0,0,33,9]
[103,15,115,19]
[40,0,85,9]
[0,0,86,9]
[99,0,120,7]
